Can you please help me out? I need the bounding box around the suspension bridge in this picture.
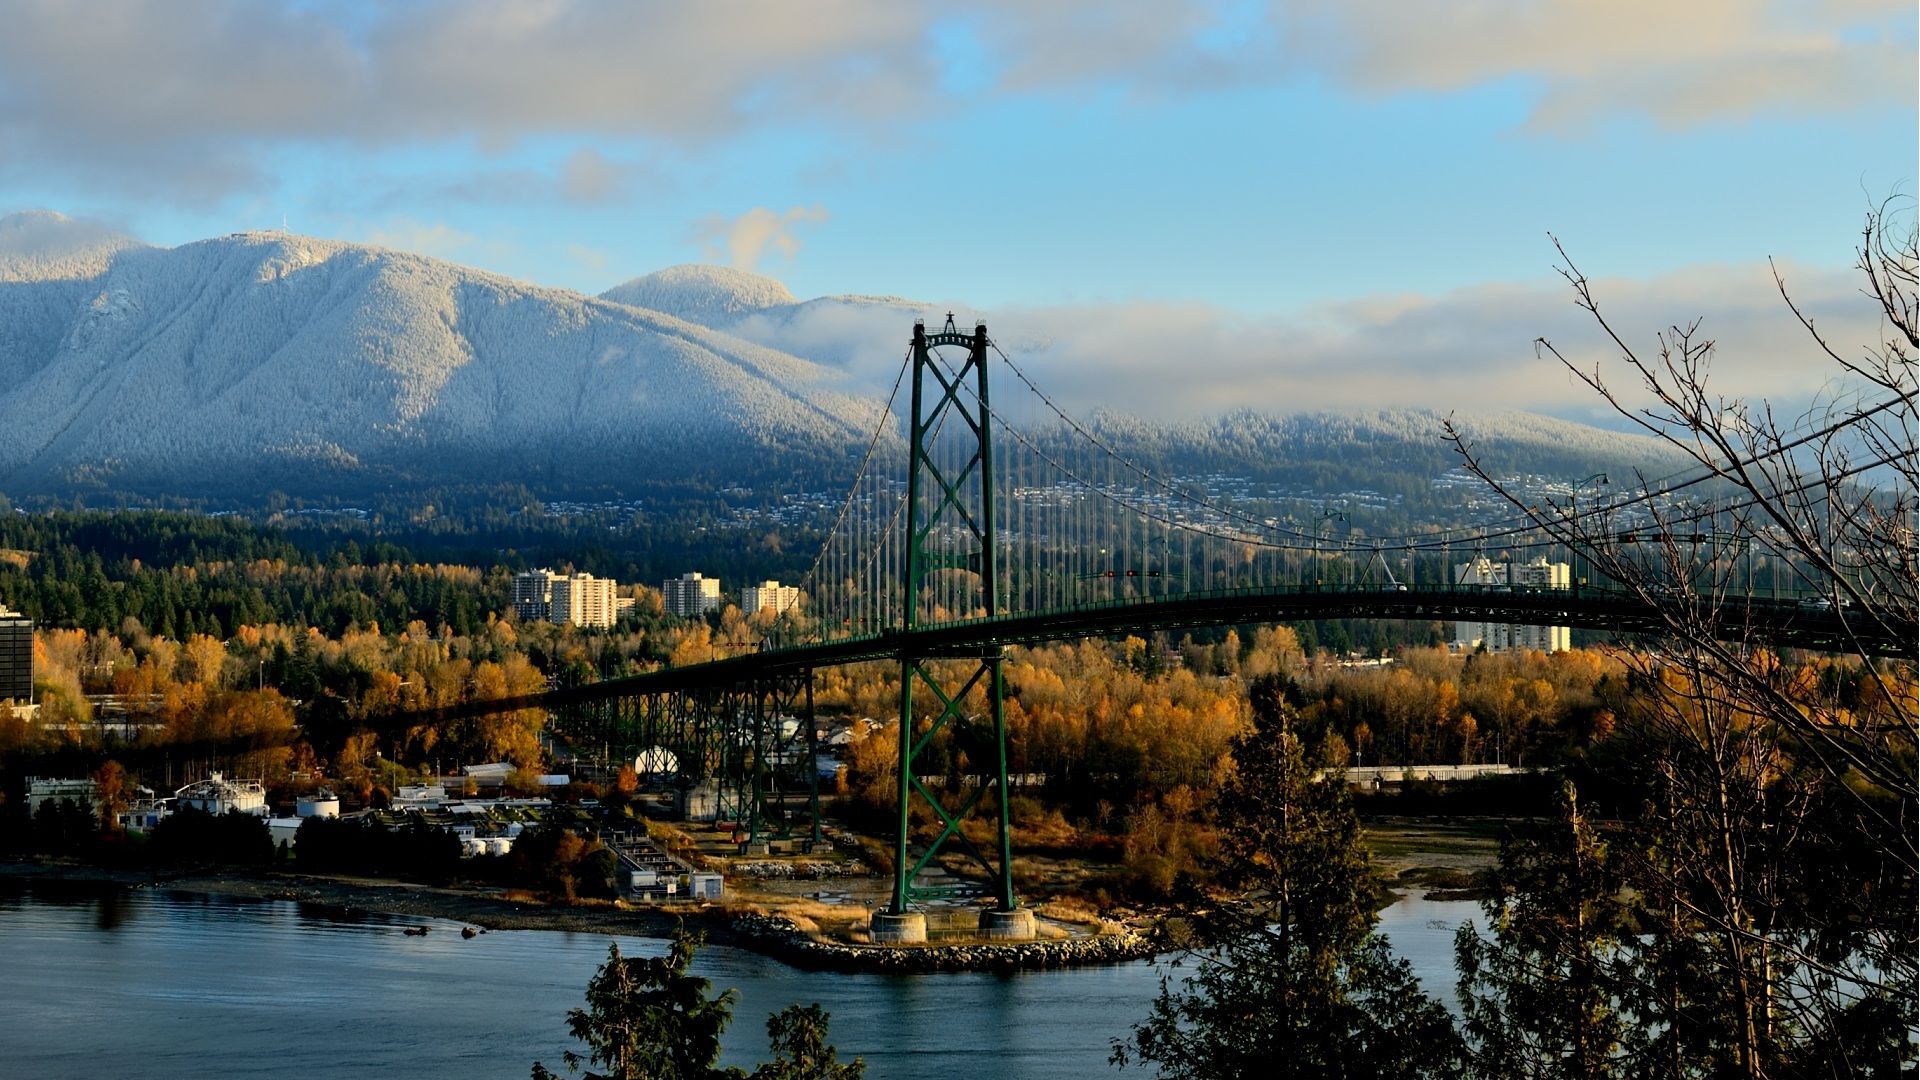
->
[391,318,1908,943]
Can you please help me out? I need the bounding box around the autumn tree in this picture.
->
[90,759,127,832]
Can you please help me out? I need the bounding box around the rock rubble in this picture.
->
[730,914,1160,973]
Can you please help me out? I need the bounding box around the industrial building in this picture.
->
[173,772,268,816]
[26,776,97,817]
[1452,556,1572,653]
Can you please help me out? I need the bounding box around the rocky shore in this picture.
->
[727,859,871,880]
[731,913,1160,973]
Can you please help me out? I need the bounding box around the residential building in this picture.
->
[512,569,557,621]
[0,603,31,706]
[740,580,801,616]
[662,572,722,617]
[550,572,622,628]
[1452,556,1572,653]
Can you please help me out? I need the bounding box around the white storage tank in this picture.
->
[462,838,489,858]
[296,791,341,819]
[485,837,514,856]
[633,746,679,777]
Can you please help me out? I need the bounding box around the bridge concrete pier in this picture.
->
[979,907,1036,941]
[869,911,927,945]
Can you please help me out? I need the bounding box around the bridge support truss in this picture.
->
[551,673,821,847]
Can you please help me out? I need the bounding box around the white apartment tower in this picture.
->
[663,572,722,617]
[740,580,801,616]
[1452,556,1572,653]
[550,573,622,629]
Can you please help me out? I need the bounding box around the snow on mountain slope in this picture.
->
[600,267,967,384]
[0,225,1692,502]
[0,212,149,393]
[0,231,879,494]
[0,210,142,283]
[600,264,798,327]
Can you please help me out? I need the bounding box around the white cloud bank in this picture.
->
[724,256,1888,423]
[0,0,1906,198]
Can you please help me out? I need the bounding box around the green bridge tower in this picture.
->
[870,317,1035,943]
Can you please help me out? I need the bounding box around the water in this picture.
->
[0,883,1474,1080]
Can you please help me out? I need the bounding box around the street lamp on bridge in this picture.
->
[1570,473,1608,594]
[1315,507,1348,587]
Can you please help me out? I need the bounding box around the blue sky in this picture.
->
[0,0,1913,416]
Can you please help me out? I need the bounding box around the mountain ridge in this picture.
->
[0,219,880,495]
[0,213,1688,503]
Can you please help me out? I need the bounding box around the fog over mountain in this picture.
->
[0,214,1688,501]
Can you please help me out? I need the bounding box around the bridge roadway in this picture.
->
[392,583,1904,725]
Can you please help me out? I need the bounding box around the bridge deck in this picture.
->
[393,583,1904,724]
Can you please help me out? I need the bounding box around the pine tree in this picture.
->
[532,929,863,1080]
[1114,676,1461,1078]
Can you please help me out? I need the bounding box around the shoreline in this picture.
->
[0,860,1162,973]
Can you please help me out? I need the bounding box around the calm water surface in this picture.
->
[0,883,1474,1080]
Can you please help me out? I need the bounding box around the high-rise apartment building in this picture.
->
[0,603,30,705]
[1452,556,1571,653]
[513,569,557,621]
[662,572,722,617]
[550,573,622,629]
[740,580,801,616]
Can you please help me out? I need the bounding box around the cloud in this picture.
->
[0,0,925,200]
[721,257,1887,423]
[0,0,1903,200]
[559,148,631,205]
[0,209,135,260]
[360,218,482,262]
[0,208,142,281]
[691,205,830,271]
[565,242,611,275]
[1272,0,1915,132]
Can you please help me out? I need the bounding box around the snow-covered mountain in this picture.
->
[0,217,880,495]
[0,215,1689,503]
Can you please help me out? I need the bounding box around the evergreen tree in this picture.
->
[748,1005,865,1080]
[1455,781,1631,1078]
[532,930,862,1080]
[1114,676,1461,1078]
